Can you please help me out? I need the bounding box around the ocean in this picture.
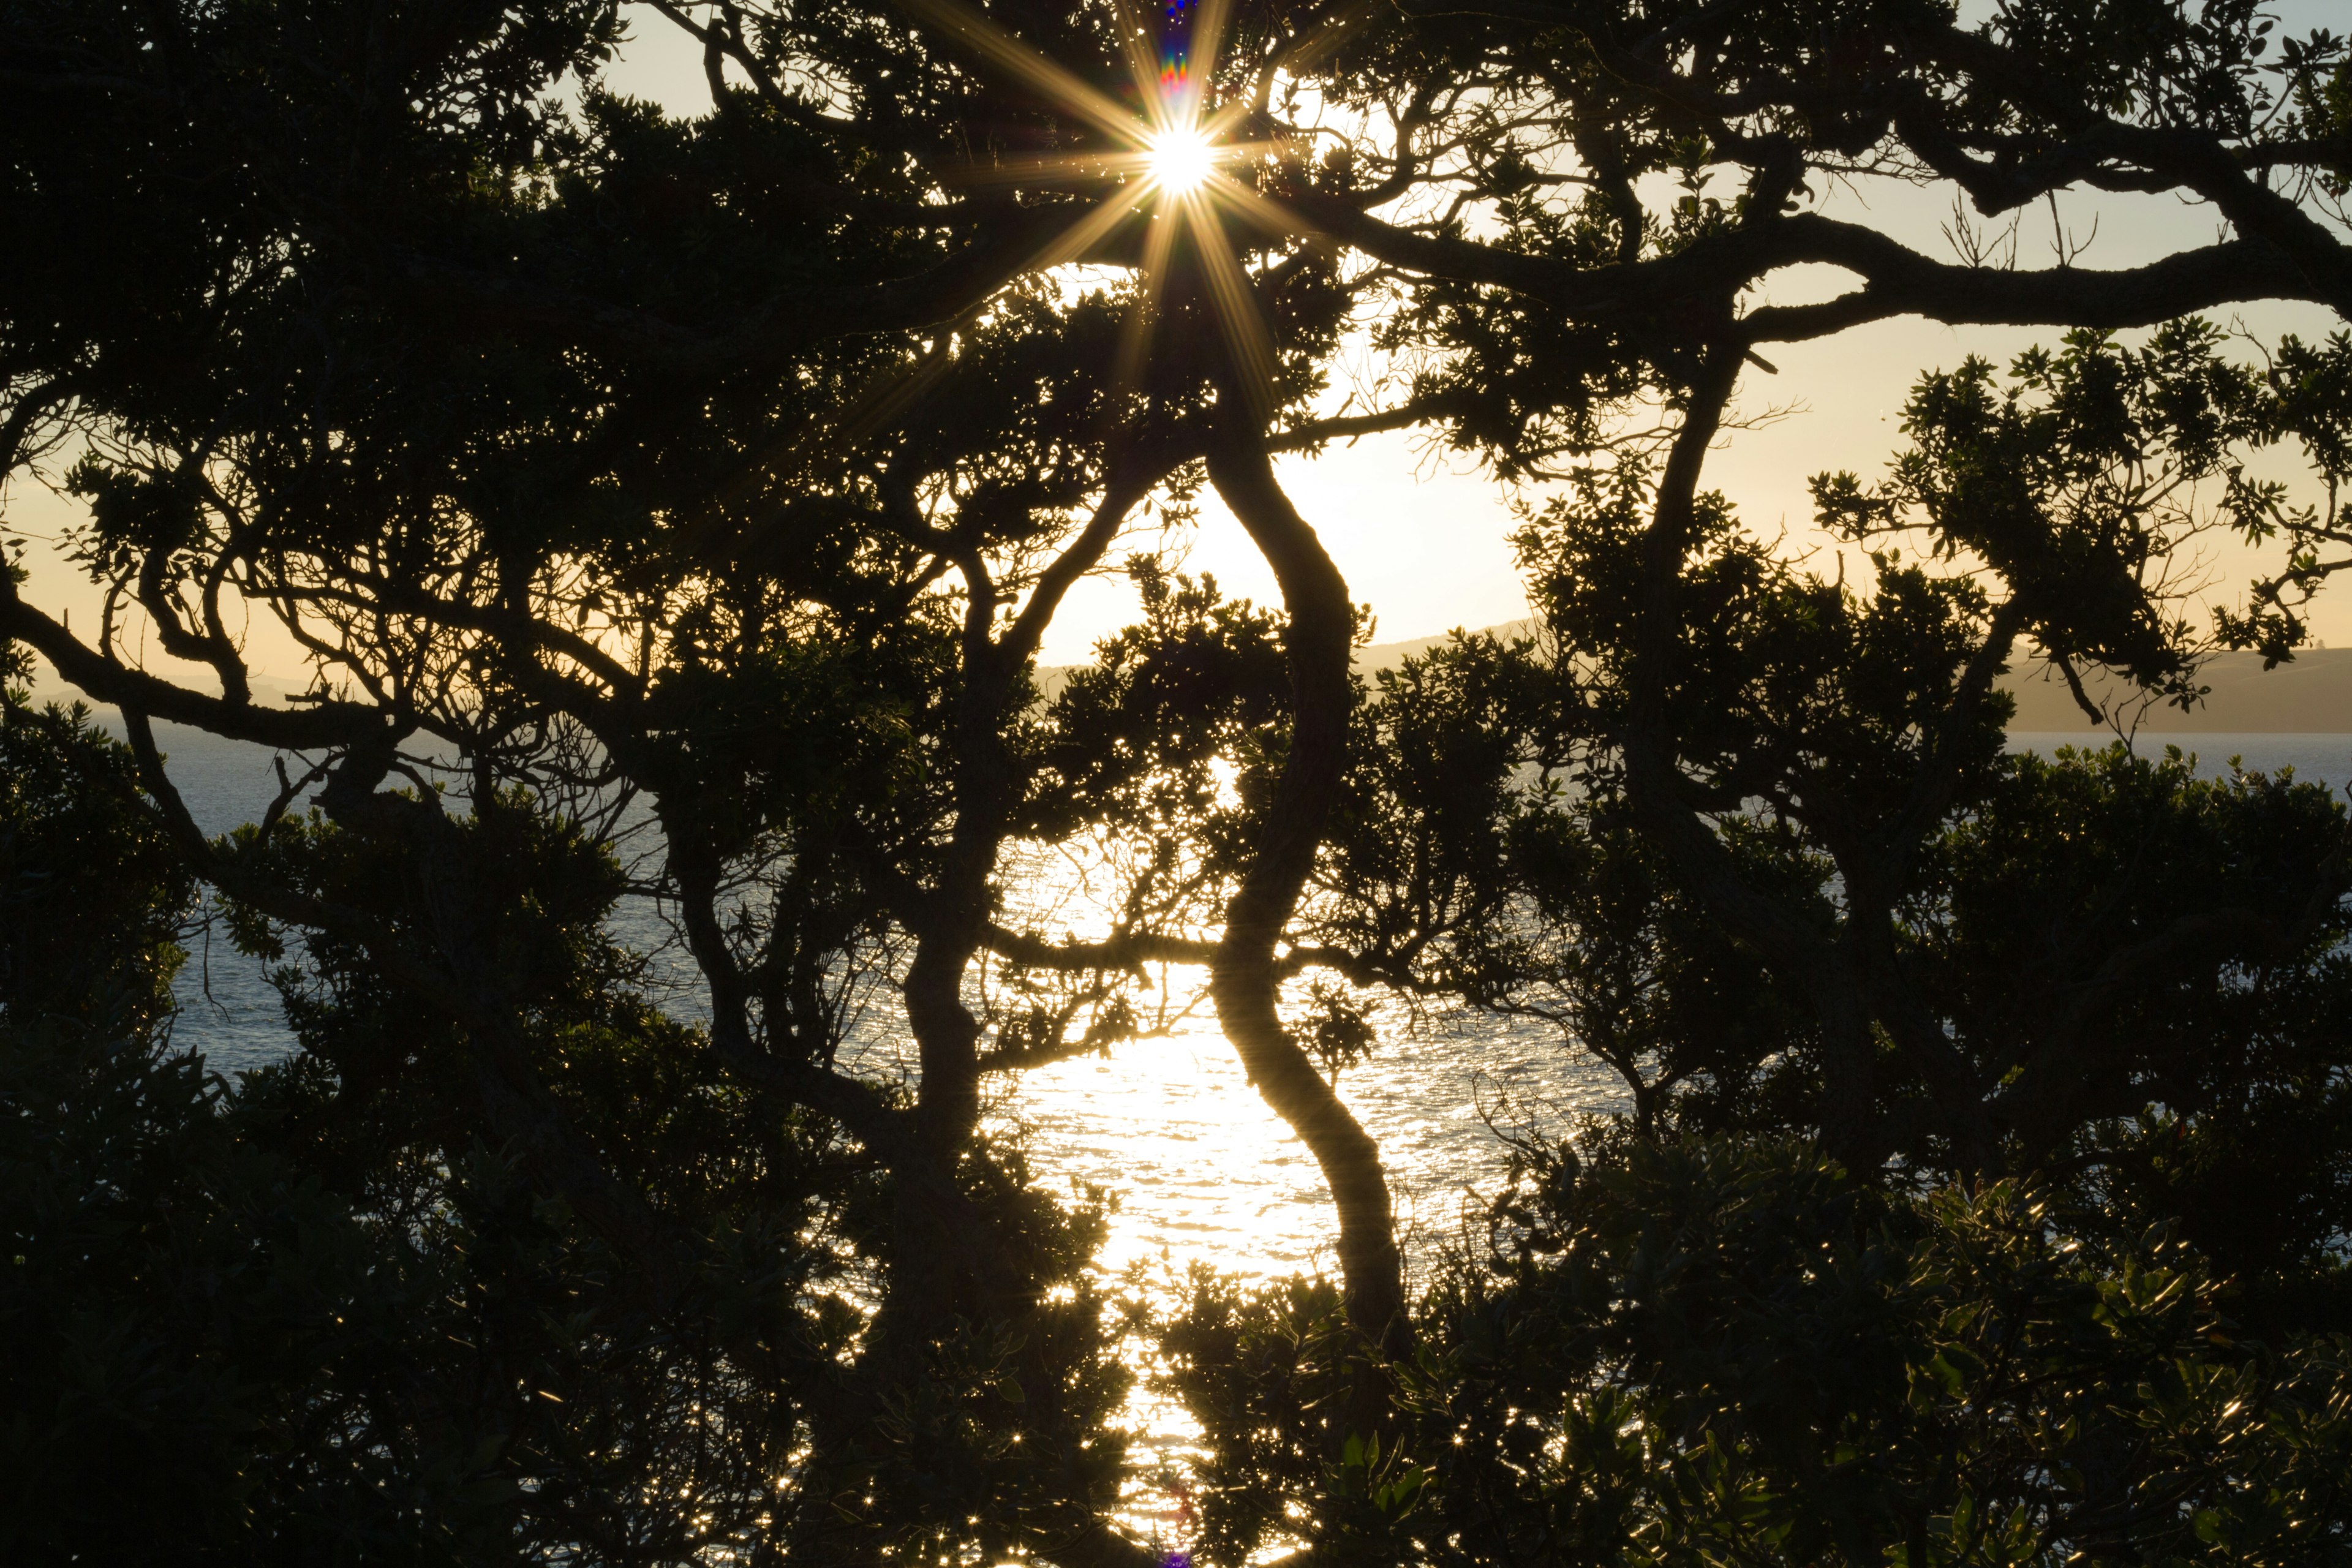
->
[122,725,2352,1297]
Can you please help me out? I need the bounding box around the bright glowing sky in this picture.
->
[601,4,2352,666]
[10,1,2348,690]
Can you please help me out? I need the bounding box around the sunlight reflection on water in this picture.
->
[142,718,1626,1286]
[132,722,2352,1513]
[998,1009,1617,1283]
[149,725,2352,1289]
[147,726,2352,1267]
[985,992,1623,1529]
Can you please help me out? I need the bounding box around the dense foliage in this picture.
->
[1150,332,2352,1562]
[5,0,2352,1559]
[1,710,1131,1562]
[1164,1134,2352,1566]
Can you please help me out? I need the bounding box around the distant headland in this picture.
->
[1351,627,2352,734]
[32,640,2352,736]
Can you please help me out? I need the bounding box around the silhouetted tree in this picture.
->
[9,0,2352,1558]
[0,1,1346,1558]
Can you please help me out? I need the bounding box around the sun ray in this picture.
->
[1199,91,1257,145]
[877,0,1317,435]
[1114,207,1183,397]
[1251,0,1379,81]
[1202,167,1317,239]
[1184,195,1281,423]
[822,184,1148,437]
[1197,2,1376,143]
[1177,0,1238,127]
[894,0,1140,141]
[1110,0,1170,129]
[1017,182,1156,273]
[737,187,1152,484]
[948,148,1152,187]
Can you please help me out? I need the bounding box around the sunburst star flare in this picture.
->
[889,0,1360,417]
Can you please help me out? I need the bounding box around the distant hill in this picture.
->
[36,638,2352,736]
[1352,628,2352,734]
[2000,648,2352,733]
[22,663,317,711]
[1354,620,1539,677]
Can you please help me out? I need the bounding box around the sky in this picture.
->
[10,1,2348,687]
[605,2,2352,664]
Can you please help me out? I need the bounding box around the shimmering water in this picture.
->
[134,726,2352,1297]
[104,721,2352,1511]
[135,722,1623,1287]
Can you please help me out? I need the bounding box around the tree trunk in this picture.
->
[1617,345,1891,1169]
[1204,424,1408,1351]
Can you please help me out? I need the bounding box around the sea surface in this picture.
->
[127,726,2352,1295]
[98,722,2352,1493]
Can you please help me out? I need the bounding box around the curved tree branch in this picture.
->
[1204,413,1408,1353]
[0,571,386,750]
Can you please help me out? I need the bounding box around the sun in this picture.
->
[889,0,1358,417]
[1147,126,1216,194]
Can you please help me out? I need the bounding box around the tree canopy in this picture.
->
[4,0,2352,1561]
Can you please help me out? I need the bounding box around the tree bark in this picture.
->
[1204,422,1409,1351]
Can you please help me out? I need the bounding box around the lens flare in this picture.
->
[873,0,1358,423]
[1147,126,1216,193]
